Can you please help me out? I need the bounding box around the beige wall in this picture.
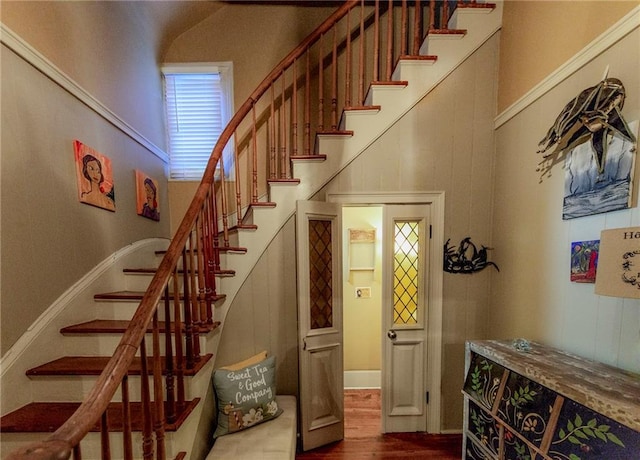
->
[498,1,638,112]
[1,3,171,354]
[491,26,640,371]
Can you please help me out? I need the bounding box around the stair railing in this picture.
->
[6,1,472,459]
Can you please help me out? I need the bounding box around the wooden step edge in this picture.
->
[61,319,221,335]
[343,105,382,112]
[174,453,187,460]
[370,80,409,87]
[398,55,438,63]
[26,354,213,377]
[267,178,301,185]
[248,201,277,208]
[428,28,467,36]
[0,398,200,433]
[316,129,354,137]
[93,291,226,302]
[290,154,327,162]
[155,244,248,254]
[123,267,235,276]
[457,2,496,10]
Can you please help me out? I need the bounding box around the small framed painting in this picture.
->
[570,240,599,283]
[74,140,115,211]
[135,170,160,221]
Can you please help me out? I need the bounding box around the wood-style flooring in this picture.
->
[296,389,462,459]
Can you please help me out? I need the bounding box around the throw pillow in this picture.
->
[212,354,283,438]
[219,351,267,371]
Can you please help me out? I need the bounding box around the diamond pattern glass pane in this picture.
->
[309,219,333,329]
[393,221,419,325]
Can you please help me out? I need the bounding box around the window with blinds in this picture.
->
[162,63,233,180]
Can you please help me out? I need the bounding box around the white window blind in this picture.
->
[162,64,233,180]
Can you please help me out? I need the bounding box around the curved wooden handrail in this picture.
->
[6,1,468,458]
[5,2,360,459]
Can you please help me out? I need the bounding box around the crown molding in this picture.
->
[495,6,640,128]
[0,23,169,163]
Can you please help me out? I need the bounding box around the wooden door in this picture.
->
[381,204,430,433]
[296,200,344,451]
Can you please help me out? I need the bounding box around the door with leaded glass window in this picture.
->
[296,200,344,451]
[382,204,430,433]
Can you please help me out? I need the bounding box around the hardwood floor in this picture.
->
[296,389,462,459]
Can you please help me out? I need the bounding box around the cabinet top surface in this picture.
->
[467,340,640,432]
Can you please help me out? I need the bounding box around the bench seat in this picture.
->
[206,395,297,459]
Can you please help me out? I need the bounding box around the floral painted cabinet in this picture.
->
[462,340,640,460]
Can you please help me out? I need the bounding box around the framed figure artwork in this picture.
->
[135,170,160,221]
[74,140,115,211]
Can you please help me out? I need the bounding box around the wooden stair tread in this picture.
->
[155,244,248,254]
[267,178,301,184]
[123,267,236,276]
[26,354,213,377]
[316,129,354,136]
[458,2,496,9]
[398,54,438,62]
[290,154,327,161]
[0,399,200,433]
[93,290,226,302]
[61,319,220,335]
[428,28,467,36]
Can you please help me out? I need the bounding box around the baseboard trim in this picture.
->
[495,5,640,128]
[344,370,381,389]
[0,23,169,163]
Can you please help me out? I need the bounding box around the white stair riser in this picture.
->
[60,333,209,358]
[29,367,211,403]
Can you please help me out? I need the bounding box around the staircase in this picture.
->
[1,1,503,459]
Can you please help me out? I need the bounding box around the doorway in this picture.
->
[331,192,445,435]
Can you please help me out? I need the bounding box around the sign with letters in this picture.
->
[595,227,640,299]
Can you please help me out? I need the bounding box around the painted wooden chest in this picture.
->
[462,340,640,459]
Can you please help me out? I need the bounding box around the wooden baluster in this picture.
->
[386,0,393,81]
[443,0,449,29]
[269,85,276,179]
[209,190,220,274]
[374,0,380,82]
[219,151,229,247]
[201,199,216,305]
[181,248,194,369]
[345,8,352,108]
[195,217,211,325]
[413,0,422,55]
[331,24,338,130]
[401,0,407,56]
[187,233,201,360]
[318,33,324,132]
[280,73,287,178]
[172,270,185,411]
[163,287,175,424]
[139,337,153,460]
[234,135,243,226]
[304,49,311,155]
[73,444,82,459]
[358,0,365,106]
[122,375,133,460]
[429,0,435,31]
[292,60,298,157]
[248,104,257,204]
[152,311,166,460]
[100,411,110,460]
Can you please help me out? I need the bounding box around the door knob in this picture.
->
[387,330,397,340]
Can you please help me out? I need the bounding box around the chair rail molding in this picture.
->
[495,5,640,128]
[0,23,169,163]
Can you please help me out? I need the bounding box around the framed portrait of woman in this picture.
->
[135,170,160,221]
[74,140,115,211]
